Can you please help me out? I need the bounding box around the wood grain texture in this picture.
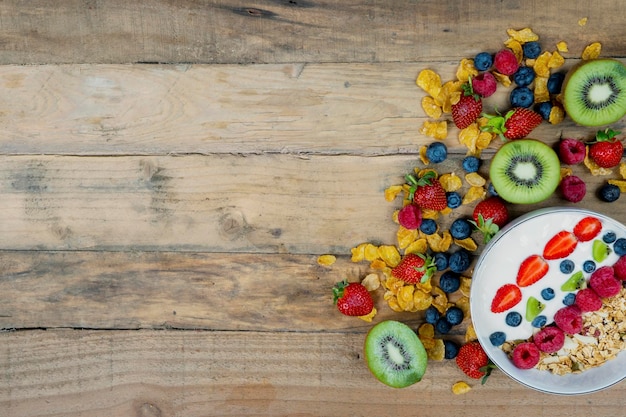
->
[0,330,624,417]
[0,62,624,156]
[0,0,624,65]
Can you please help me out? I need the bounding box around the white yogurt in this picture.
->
[471,209,623,343]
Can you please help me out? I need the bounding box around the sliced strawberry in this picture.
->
[543,231,578,260]
[573,216,602,242]
[491,283,522,313]
[516,255,549,287]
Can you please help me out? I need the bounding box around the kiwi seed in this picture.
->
[562,59,626,126]
[489,139,561,204]
[364,320,427,388]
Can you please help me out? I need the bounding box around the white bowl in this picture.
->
[470,207,626,395]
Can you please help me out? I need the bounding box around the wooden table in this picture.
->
[0,1,625,416]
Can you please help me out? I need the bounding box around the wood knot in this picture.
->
[137,402,162,417]
[219,209,250,241]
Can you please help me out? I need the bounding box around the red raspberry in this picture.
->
[493,49,520,75]
[471,72,497,97]
[613,255,626,281]
[558,138,587,165]
[553,305,583,334]
[560,175,586,203]
[533,326,565,353]
[397,203,422,230]
[511,342,540,369]
[589,266,621,298]
[575,288,603,312]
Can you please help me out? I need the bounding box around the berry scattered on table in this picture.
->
[449,218,472,240]
[482,107,542,140]
[535,101,553,120]
[445,306,464,325]
[493,48,519,75]
[588,129,623,168]
[509,86,534,108]
[426,141,448,163]
[448,249,471,273]
[471,72,497,97]
[471,196,509,243]
[406,172,448,211]
[599,183,621,202]
[462,155,481,173]
[456,342,492,380]
[444,340,460,359]
[446,191,462,209]
[473,52,493,71]
[558,138,586,165]
[451,83,483,129]
[333,280,375,317]
[391,253,437,284]
[439,271,461,293]
[512,66,535,87]
[419,218,437,235]
[547,72,565,94]
[522,41,541,59]
[560,175,586,202]
[397,203,423,229]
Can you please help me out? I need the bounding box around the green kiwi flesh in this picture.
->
[364,320,427,388]
[489,139,560,204]
[563,59,626,126]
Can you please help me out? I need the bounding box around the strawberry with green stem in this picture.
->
[391,253,437,284]
[333,280,374,317]
[405,171,447,211]
[451,81,483,129]
[456,341,496,383]
[481,107,542,140]
[470,197,509,243]
[588,128,623,168]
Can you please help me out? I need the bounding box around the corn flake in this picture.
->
[582,42,602,60]
[548,51,565,69]
[364,243,379,261]
[418,323,435,339]
[397,285,415,311]
[413,289,433,310]
[421,208,440,220]
[608,180,626,192]
[507,27,540,43]
[620,162,626,179]
[556,41,569,53]
[439,173,463,192]
[427,231,453,252]
[350,243,367,262]
[578,17,588,27]
[427,338,446,361]
[463,186,486,204]
[452,381,472,395]
[456,296,471,318]
[504,38,524,63]
[384,184,404,202]
[560,167,573,179]
[437,80,464,112]
[534,76,550,103]
[317,254,336,266]
[419,145,430,165]
[493,71,512,87]
[458,123,481,154]
[404,238,428,255]
[533,51,552,77]
[421,95,443,119]
[416,69,442,98]
[420,120,448,140]
[465,323,478,342]
[549,105,565,124]
[460,276,472,297]
[370,259,387,270]
[378,245,401,267]
[397,226,419,249]
[358,307,377,322]
[456,58,478,82]
[476,131,494,151]
[465,172,486,187]
[454,237,478,252]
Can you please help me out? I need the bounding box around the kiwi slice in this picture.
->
[489,139,561,204]
[562,59,626,126]
[561,271,586,291]
[364,320,427,388]
[592,239,611,262]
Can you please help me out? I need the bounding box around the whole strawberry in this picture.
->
[391,253,437,284]
[470,196,509,243]
[406,171,447,211]
[451,82,483,129]
[333,280,374,317]
[589,128,623,168]
[482,108,542,140]
[456,342,494,383]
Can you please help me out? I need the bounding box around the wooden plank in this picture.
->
[1,153,624,253]
[0,1,624,65]
[1,62,623,156]
[0,330,623,417]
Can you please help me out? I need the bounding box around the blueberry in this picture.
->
[512,66,535,87]
[489,331,506,347]
[449,250,471,273]
[547,72,566,94]
[443,340,460,359]
[510,86,535,108]
[505,311,522,327]
[420,219,437,235]
[435,317,452,334]
[599,184,620,202]
[449,218,472,240]
[603,231,617,244]
[426,142,448,163]
[583,260,596,273]
[439,271,461,293]
[446,191,462,209]
[522,41,542,59]
[424,306,441,325]
[614,238,626,256]
[541,287,555,301]
[445,306,464,326]
[535,101,553,120]
[462,155,481,173]
[487,182,498,197]
[433,252,449,271]
[559,259,575,274]
[474,52,493,71]
[563,293,576,306]
[531,315,547,328]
